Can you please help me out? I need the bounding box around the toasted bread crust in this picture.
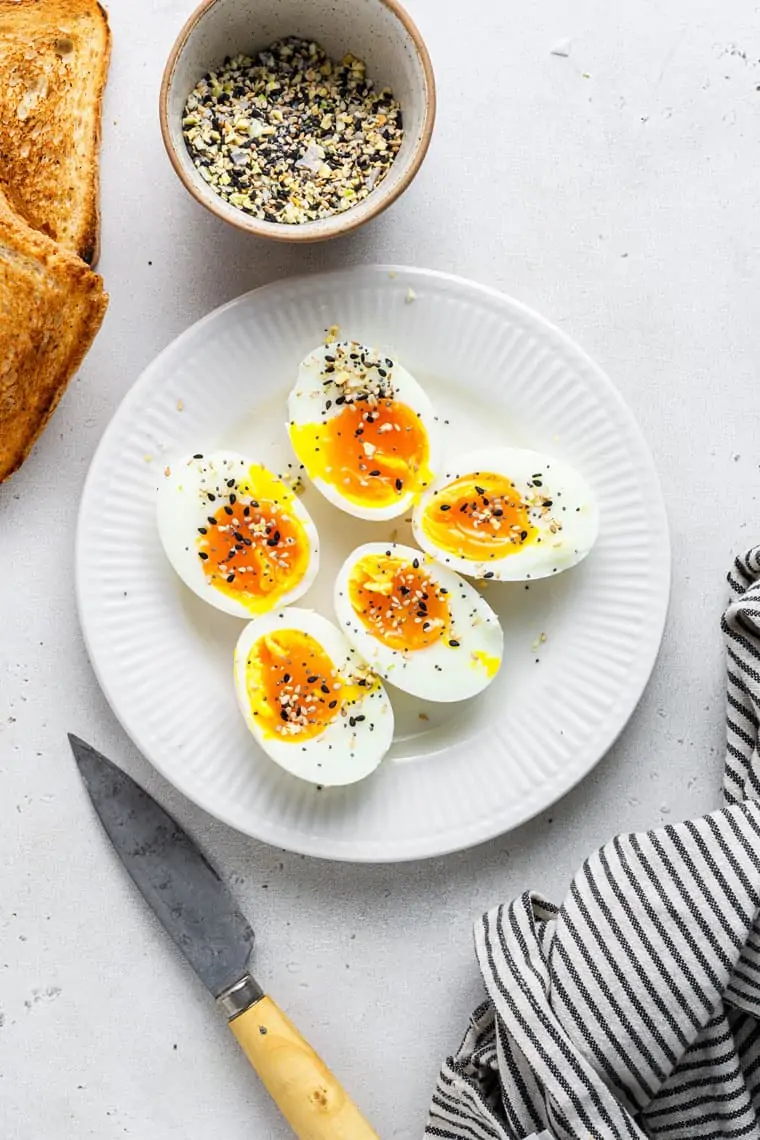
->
[0,0,111,265]
[0,187,108,482]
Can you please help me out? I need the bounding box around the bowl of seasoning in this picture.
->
[160,0,436,242]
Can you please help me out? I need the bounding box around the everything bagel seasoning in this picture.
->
[182,37,403,225]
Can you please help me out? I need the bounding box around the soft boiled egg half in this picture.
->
[157,451,319,619]
[234,608,394,786]
[287,341,441,521]
[413,447,598,581]
[334,543,503,702]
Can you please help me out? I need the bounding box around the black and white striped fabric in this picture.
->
[427,548,760,1140]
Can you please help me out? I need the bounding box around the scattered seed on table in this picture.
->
[182,37,403,224]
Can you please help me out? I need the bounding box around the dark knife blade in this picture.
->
[69,734,254,999]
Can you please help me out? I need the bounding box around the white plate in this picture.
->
[77,266,670,862]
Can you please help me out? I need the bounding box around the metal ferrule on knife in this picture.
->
[217,974,264,1021]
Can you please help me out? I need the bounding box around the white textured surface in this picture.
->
[0,0,756,1135]
[77,266,669,859]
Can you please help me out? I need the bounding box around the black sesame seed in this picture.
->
[224,505,233,516]
[475,485,485,495]
[449,639,460,647]
[329,700,338,709]
[198,527,207,535]
[369,469,381,477]
[207,516,217,525]
[198,552,209,560]
[395,478,403,491]
[484,571,495,579]
[193,453,203,459]
[227,573,235,583]
[207,492,216,501]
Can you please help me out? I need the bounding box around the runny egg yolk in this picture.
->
[348,554,451,651]
[471,649,501,678]
[245,630,366,741]
[421,472,537,561]
[197,467,309,612]
[290,399,431,508]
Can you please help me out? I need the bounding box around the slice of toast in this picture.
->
[0,0,111,265]
[0,185,108,483]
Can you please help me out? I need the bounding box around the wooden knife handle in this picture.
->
[229,994,380,1139]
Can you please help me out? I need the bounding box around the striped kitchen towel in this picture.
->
[427,547,760,1140]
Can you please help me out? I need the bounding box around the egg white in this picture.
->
[412,447,599,581]
[334,542,503,702]
[156,451,319,619]
[233,608,394,786]
[287,341,441,521]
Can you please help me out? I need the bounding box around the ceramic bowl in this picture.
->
[159,0,436,242]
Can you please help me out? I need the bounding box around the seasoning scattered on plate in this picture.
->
[182,37,403,225]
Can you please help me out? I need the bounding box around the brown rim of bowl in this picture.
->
[158,0,437,243]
